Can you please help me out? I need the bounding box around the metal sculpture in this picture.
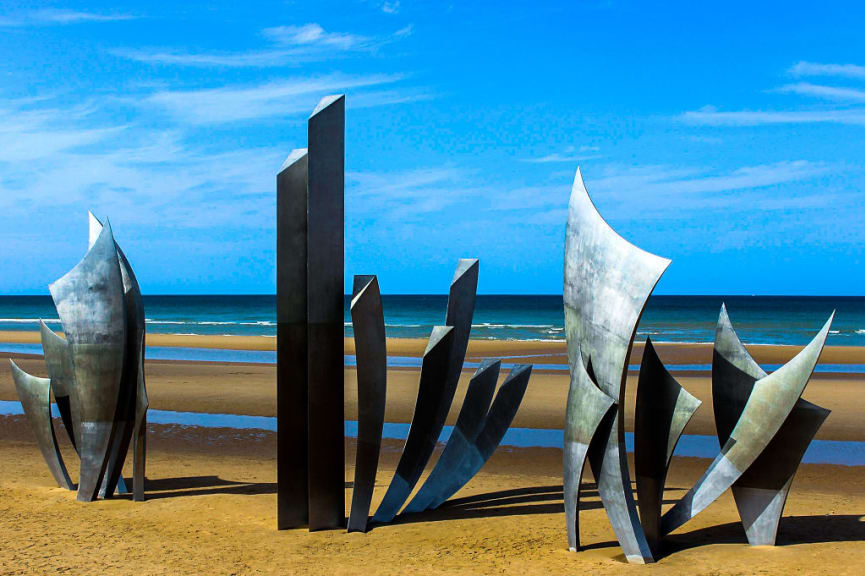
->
[634,338,701,552]
[11,215,148,502]
[403,359,501,514]
[563,167,669,564]
[90,213,148,501]
[373,259,479,523]
[9,360,74,489]
[710,305,830,546]
[661,311,833,536]
[348,275,387,533]
[277,94,346,531]
[564,351,615,552]
[424,364,532,510]
[372,325,455,523]
[49,220,127,502]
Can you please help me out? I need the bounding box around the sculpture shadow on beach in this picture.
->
[139,477,356,501]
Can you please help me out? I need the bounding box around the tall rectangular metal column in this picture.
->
[306,95,345,530]
[276,148,309,529]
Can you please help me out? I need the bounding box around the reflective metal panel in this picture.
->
[403,359,501,514]
[39,321,79,450]
[427,364,532,510]
[347,275,387,533]
[564,168,669,564]
[372,326,455,523]
[9,360,74,489]
[634,338,701,552]
[661,313,833,535]
[49,221,127,502]
[712,305,830,546]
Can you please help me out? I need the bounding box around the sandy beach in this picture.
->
[1,333,864,574]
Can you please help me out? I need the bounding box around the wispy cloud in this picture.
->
[145,74,411,124]
[789,61,865,80]
[777,82,865,102]
[680,105,865,126]
[115,23,412,68]
[380,1,401,14]
[0,9,133,27]
[349,167,475,220]
[522,145,600,164]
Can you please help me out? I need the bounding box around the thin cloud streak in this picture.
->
[681,105,865,126]
[789,61,865,80]
[777,82,865,102]
[0,9,134,27]
[145,74,407,124]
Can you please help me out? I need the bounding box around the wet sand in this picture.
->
[0,415,863,575]
[2,330,864,365]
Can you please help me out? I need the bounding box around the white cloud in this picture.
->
[789,61,865,80]
[145,74,407,124]
[0,9,133,27]
[380,1,401,14]
[680,105,865,126]
[777,82,865,102]
[523,145,601,164]
[116,23,412,68]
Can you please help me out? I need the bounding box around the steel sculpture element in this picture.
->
[710,305,830,546]
[634,338,701,552]
[424,364,532,511]
[11,216,148,502]
[372,325,455,523]
[564,351,615,552]
[372,258,479,523]
[403,359,501,514]
[563,168,670,564]
[90,213,148,501]
[9,360,74,489]
[661,311,833,537]
[277,94,345,531]
[49,221,127,501]
[348,275,387,533]
[39,320,79,450]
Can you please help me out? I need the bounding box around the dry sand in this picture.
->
[1,334,864,574]
[1,415,864,575]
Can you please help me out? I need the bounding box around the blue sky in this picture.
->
[0,1,863,295]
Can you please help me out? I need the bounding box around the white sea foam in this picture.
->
[0,318,60,324]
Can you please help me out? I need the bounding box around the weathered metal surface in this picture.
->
[661,312,833,536]
[49,221,127,502]
[9,360,74,489]
[564,352,615,551]
[427,364,532,510]
[403,359,501,514]
[39,320,79,450]
[634,338,701,552]
[372,326,455,523]
[712,305,830,546]
[306,94,346,531]
[276,148,310,529]
[90,213,147,500]
[564,167,669,564]
[347,275,387,533]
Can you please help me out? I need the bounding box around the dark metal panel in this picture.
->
[9,360,74,490]
[634,338,701,552]
[403,359,500,514]
[428,364,532,510]
[661,312,833,536]
[347,275,387,533]
[306,94,346,531]
[49,221,126,502]
[276,148,310,529]
[372,326,455,524]
[564,168,668,564]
